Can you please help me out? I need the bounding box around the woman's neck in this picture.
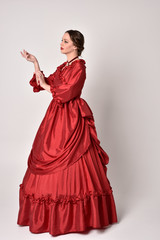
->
[66,54,79,64]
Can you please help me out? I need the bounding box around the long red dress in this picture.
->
[17,59,118,236]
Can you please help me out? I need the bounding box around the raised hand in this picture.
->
[20,49,37,63]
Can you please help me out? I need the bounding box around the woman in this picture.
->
[17,29,118,236]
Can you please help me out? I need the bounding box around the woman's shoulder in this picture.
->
[71,59,86,70]
[74,59,86,65]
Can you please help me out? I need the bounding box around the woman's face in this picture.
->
[60,32,77,54]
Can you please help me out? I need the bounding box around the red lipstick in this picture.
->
[61,47,64,50]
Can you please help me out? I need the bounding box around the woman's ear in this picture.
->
[73,45,78,50]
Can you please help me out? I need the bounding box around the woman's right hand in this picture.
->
[20,49,37,63]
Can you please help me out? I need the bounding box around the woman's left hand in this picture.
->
[36,71,46,87]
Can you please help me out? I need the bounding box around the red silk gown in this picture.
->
[17,59,118,236]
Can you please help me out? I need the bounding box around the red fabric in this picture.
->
[17,59,118,236]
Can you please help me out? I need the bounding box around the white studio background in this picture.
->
[0,0,160,239]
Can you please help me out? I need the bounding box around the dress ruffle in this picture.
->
[19,183,113,205]
[18,59,118,236]
[29,71,45,92]
[50,85,64,107]
[17,139,117,236]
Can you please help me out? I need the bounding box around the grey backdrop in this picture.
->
[0,0,160,239]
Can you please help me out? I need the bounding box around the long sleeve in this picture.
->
[50,65,86,105]
[29,70,56,92]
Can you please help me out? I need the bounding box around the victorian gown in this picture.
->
[17,59,118,236]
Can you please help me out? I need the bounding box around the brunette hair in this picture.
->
[65,30,85,56]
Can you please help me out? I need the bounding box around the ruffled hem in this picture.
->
[19,183,113,204]
[17,137,117,236]
[17,184,118,236]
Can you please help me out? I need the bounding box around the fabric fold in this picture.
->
[17,58,118,237]
[17,138,117,236]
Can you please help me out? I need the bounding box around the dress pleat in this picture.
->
[17,59,118,236]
